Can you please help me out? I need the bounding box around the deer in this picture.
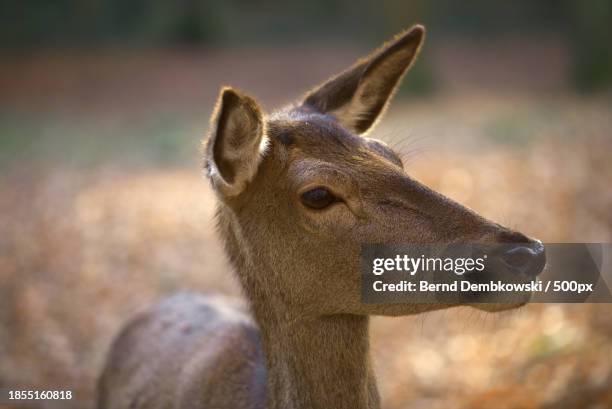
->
[97,24,546,409]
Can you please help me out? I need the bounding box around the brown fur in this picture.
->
[98,25,541,409]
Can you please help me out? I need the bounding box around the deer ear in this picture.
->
[205,87,268,197]
[303,25,425,135]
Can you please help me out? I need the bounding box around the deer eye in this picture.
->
[300,187,337,210]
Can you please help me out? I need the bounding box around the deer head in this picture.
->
[204,25,545,319]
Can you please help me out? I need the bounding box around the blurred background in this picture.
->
[1,1,611,408]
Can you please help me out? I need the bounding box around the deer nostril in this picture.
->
[501,241,546,277]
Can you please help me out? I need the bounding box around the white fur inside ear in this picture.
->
[259,134,270,156]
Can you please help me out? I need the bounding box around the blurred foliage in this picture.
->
[1,1,611,92]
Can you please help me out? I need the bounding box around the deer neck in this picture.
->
[254,306,379,409]
[218,207,380,409]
